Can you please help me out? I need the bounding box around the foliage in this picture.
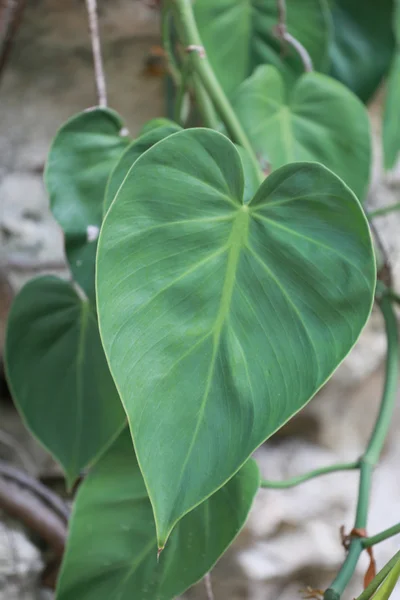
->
[56,430,259,600]
[4,0,400,599]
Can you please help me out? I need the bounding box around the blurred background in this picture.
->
[0,1,400,599]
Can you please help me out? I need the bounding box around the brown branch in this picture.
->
[0,0,26,83]
[204,572,215,600]
[0,477,67,557]
[85,0,107,107]
[276,0,313,72]
[0,461,70,523]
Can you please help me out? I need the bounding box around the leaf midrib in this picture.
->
[164,207,250,543]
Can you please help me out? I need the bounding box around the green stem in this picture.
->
[161,2,181,85]
[169,0,263,183]
[174,59,191,124]
[324,294,399,600]
[388,289,400,306]
[355,551,400,600]
[368,202,400,218]
[260,461,359,489]
[363,523,400,548]
[192,76,220,130]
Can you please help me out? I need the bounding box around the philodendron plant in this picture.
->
[5,0,400,599]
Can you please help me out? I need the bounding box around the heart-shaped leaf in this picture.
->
[104,122,182,214]
[45,108,130,301]
[193,0,331,97]
[232,65,371,200]
[5,276,126,488]
[383,2,400,170]
[56,430,259,600]
[97,129,375,547]
[329,0,395,102]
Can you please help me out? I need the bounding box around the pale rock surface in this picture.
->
[0,516,45,600]
[1,2,400,600]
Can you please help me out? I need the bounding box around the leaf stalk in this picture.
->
[168,0,264,183]
[260,461,359,489]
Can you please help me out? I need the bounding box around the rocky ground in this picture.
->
[1,1,400,599]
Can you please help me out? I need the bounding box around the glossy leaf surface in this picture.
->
[329,0,395,102]
[97,129,375,547]
[383,2,400,170]
[5,277,125,487]
[193,0,331,96]
[56,430,259,600]
[232,66,371,200]
[45,108,130,300]
[104,122,181,214]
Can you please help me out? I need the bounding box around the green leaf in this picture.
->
[56,430,259,600]
[45,108,130,301]
[104,123,182,215]
[193,0,331,97]
[5,276,126,488]
[329,0,395,102]
[371,555,400,600]
[96,128,376,547]
[139,118,180,136]
[383,1,400,170]
[232,65,371,201]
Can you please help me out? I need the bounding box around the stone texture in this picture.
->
[1,2,400,600]
[0,515,45,600]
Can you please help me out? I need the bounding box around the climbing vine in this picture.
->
[4,0,400,598]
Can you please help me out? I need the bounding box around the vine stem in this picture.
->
[362,522,400,548]
[260,461,359,489]
[368,202,400,218]
[324,293,399,600]
[85,0,107,107]
[276,0,313,72]
[355,551,400,600]
[204,572,215,600]
[168,0,263,184]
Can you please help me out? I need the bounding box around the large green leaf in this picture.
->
[97,129,375,547]
[104,122,182,215]
[5,276,125,487]
[45,108,130,301]
[329,0,395,102]
[193,0,331,97]
[383,1,400,170]
[232,65,371,200]
[56,430,259,600]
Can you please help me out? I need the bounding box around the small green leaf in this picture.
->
[45,108,130,301]
[329,0,395,102]
[194,0,331,97]
[56,430,259,600]
[97,129,375,547]
[232,65,371,200]
[104,123,182,214]
[5,276,126,488]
